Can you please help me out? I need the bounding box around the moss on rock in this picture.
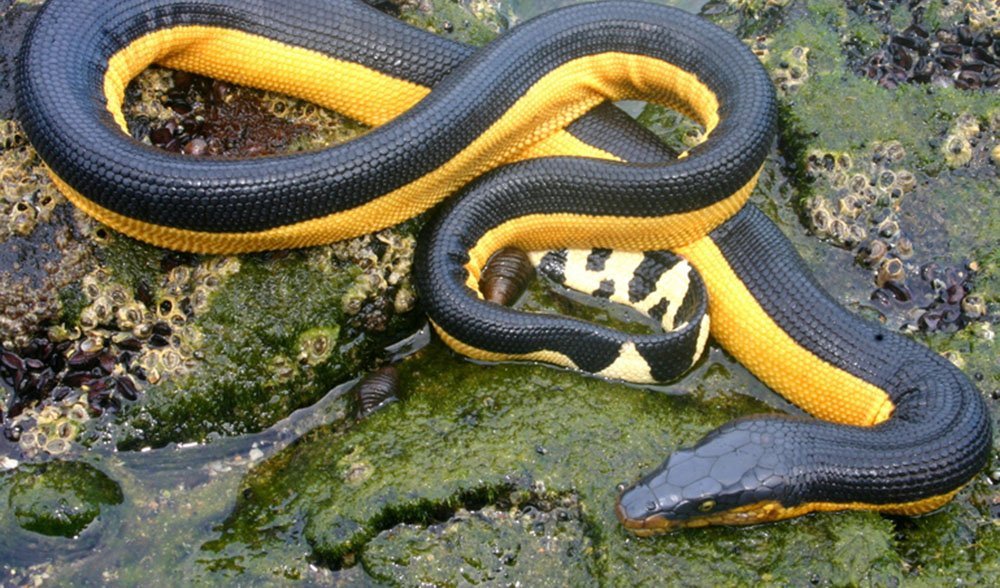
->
[3,460,122,537]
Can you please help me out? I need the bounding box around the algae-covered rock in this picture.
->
[202,343,777,580]
[201,342,998,585]
[362,500,596,586]
[99,246,420,449]
[4,461,122,537]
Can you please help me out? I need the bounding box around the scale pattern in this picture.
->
[15,0,991,531]
[17,0,773,249]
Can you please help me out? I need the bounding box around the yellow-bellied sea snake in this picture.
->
[16,0,991,532]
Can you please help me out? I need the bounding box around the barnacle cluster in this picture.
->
[80,257,240,385]
[1,242,93,355]
[120,68,176,134]
[940,111,998,169]
[804,141,915,251]
[0,332,127,456]
[0,119,63,239]
[12,400,90,458]
[803,140,989,332]
[0,277,63,351]
[258,91,368,151]
[1,256,239,455]
[319,229,418,332]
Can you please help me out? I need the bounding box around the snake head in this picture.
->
[616,423,793,534]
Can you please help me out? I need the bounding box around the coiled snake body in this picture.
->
[16,0,991,532]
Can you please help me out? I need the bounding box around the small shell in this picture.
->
[479,247,535,306]
[848,173,869,194]
[354,366,400,417]
[829,217,849,243]
[894,170,917,193]
[942,135,972,168]
[961,295,986,319]
[876,217,900,239]
[876,257,906,287]
[858,239,888,267]
[844,224,867,248]
[838,194,861,218]
[884,141,906,162]
[811,207,832,234]
[894,236,914,259]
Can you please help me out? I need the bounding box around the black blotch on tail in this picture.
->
[648,298,670,326]
[586,248,613,271]
[629,252,677,303]
[537,249,568,285]
[593,279,615,299]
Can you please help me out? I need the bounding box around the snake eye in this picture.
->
[697,500,716,513]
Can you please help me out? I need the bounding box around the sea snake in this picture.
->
[16,0,991,532]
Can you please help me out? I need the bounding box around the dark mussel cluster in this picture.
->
[849,1,998,90]
[1,334,144,438]
[133,70,314,157]
[869,260,985,332]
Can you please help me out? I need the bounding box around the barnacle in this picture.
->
[857,239,888,267]
[327,229,418,329]
[11,399,90,458]
[961,295,987,318]
[805,142,916,254]
[876,257,906,287]
[393,284,417,314]
[770,45,810,95]
[0,119,66,241]
[942,134,973,168]
[297,326,341,366]
[940,113,992,169]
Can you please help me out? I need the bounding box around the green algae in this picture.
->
[2,460,122,538]
[101,249,419,449]
[55,282,87,327]
[200,342,776,581]
[361,501,597,586]
[196,337,1000,585]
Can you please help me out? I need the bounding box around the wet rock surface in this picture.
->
[0,0,997,585]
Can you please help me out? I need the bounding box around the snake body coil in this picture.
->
[16,0,991,532]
